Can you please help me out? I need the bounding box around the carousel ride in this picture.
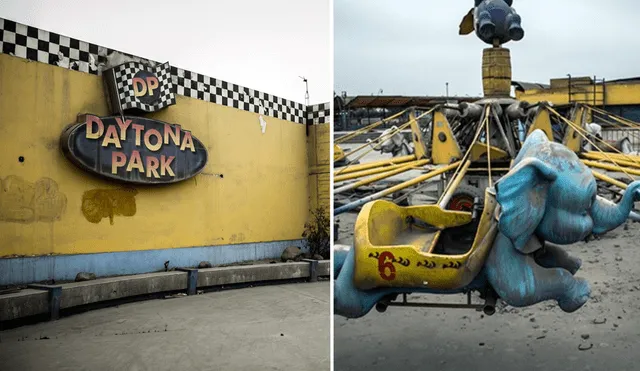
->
[333,0,640,319]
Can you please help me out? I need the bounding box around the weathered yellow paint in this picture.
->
[334,144,345,162]
[564,105,586,152]
[469,142,509,162]
[308,123,330,214]
[516,81,640,107]
[334,162,409,182]
[581,153,640,170]
[591,170,629,189]
[334,155,416,175]
[352,188,498,290]
[431,111,463,164]
[0,54,313,256]
[334,159,431,194]
[409,110,428,159]
[527,108,553,140]
[581,159,640,176]
[482,47,512,97]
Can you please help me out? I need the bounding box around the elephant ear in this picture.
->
[459,8,475,35]
[495,157,558,253]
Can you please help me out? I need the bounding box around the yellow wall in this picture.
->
[0,54,312,257]
[516,83,640,106]
[308,123,330,214]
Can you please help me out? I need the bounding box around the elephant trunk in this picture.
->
[591,180,640,235]
[477,11,496,41]
[506,13,524,41]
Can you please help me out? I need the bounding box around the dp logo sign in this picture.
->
[132,70,160,105]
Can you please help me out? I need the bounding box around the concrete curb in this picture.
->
[0,261,330,322]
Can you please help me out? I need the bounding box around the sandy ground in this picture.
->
[334,143,640,371]
[0,282,330,371]
[335,214,640,371]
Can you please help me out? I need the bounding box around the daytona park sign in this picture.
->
[61,114,208,184]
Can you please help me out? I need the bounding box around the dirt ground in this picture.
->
[0,282,329,371]
[335,211,640,371]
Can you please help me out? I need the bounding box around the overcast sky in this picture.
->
[1,0,331,105]
[335,0,640,97]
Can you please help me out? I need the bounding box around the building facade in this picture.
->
[0,18,330,286]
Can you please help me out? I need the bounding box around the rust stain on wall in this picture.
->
[0,176,67,223]
[82,188,138,225]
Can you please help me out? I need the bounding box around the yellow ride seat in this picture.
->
[353,188,498,290]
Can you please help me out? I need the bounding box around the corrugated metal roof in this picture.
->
[343,95,481,109]
[511,81,551,91]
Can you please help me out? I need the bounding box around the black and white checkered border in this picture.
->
[113,61,176,112]
[171,66,306,124]
[307,103,331,124]
[0,17,327,125]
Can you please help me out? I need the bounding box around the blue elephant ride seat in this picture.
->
[352,187,499,291]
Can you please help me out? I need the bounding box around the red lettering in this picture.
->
[378,251,396,281]
[132,77,147,97]
[115,118,132,140]
[111,152,127,174]
[86,115,104,139]
[146,156,160,178]
[132,124,144,146]
[160,155,175,177]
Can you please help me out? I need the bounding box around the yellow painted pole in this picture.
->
[334,119,414,163]
[335,162,461,215]
[591,170,629,189]
[335,108,410,144]
[334,160,428,182]
[438,160,473,208]
[334,159,431,194]
[582,159,640,177]
[582,152,640,169]
[467,168,511,172]
[333,155,417,175]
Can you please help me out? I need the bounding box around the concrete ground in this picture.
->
[0,282,329,371]
[335,220,640,371]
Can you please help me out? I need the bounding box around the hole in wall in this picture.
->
[18,156,25,163]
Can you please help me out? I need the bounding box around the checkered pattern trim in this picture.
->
[0,17,326,125]
[0,17,100,74]
[171,66,306,124]
[110,61,176,112]
[307,103,331,124]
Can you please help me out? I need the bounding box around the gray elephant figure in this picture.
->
[486,129,640,312]
[366,126,413,157]
[460,0,525,45]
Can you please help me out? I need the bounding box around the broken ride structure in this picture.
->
[334,0,640,318]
